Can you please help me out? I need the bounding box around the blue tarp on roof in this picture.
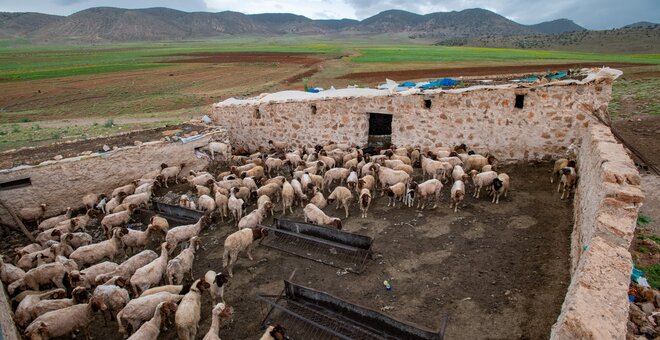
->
[400,81,416,87]
[419,78,459,89]
[306,88,321,93]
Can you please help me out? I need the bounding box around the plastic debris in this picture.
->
[201,115,212,124]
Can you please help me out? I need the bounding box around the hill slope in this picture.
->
[527,19,586,34]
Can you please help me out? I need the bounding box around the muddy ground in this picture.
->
[10,162,571,340]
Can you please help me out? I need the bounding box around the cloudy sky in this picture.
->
[0,0,658,29]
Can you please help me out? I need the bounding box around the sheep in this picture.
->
[117,292,183,337]
[60,232,93,249]
[228,188,246,225]
[92,280,131,322]
[179,195,197,210]
[15,288,68,327]
[136,176,162,187]
[359,188,372,218]
[383,182,406,208]
[230,164,256,176]
[233,186,252,204]
[69,261,119,289]
[18,204,47,224]
[357,175,376,195]
[15,244,43,258]
[122,224,163,255]
[452,165,469,182]
[238,207,268,230]
[309,185,328,209]
[551,158,573,183]
[346,169,359,190]
[0,256,26,284]
[35,229,63,247]
[257,195,275,217]
[83,193,102,212]
[242,176,259,192]
[281,180,295,214]
[135,181,158,195]
[464,155,489,172]
[268,140,287,153]
[203,302,233,340]
[140,283,191,297]
[24,296,105,340]
[127,301,178,340]
[123,192,152,209]
[384,159,405,169]
[265,157,291,177]
[344,155,362,172]
[291,178,307,206]
[70,228,126,268]
[198,194,217,214]
[101,204,137,238]
[208,141,231,161]
[240,165,265,180]
[449,180,466,213]
[160,163,185,187]
[471,170,499,198]
[150,215,169,233]
[167,237,202,285]
[131,243,169,296]
[285,151,303,167]
[260,324,287,340]
[37,208,73,231]
[204,271,227,304]
[323,168,350,190]
[112,182,137,198]
[165,214,212,254]
[491,173,510,204]
[193,184,212,197]
[261,176,285,187]
[188,173,215,187]
[95,250,158,285]
[309,173,324,190]
[303,203,342,229]
[421,155,448,180]
[415,179,444,209]
[222,227,268,277]
[12,261,73,294]
[558,167,577,200]
[215,192,229,221]
[327,186,352,218]
[256,182,281,203]
[17,246,55,271]
[392,163,414,176]
[26,288,91,329]
[105,192,127,214]
[375,166,410,192]
[175,278,211,340]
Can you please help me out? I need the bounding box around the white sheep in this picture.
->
[309,185,328,209]
[464,155,489,172]
[93,280,130,322]
[175,278,211,340]
[166,237,201,285]
[452,165,468,182]
[449,180,466,213]
[281,180,295,214]
[208,141,231,161]
[0,256,26,284]
[105,192,127,215]
[238,206,267,230]
[83,193,102,212]
[14,288,68,327]
[116,292,183,337]
[140,284,191,297]
[359,188,372,218]
[95,250,158,285]
[291,179,307,206]
[228,188,246,226]
[491,173,510,204]
[375,166,410,192]
[13,261,74,294]
[471,170,498,198]
[327,186,352,218]
[68,261,119,289]
[160,163,185,187]
[193,184,212,197]
[383,182,406,208]
[260,324,287,340]
[101,205,136,238]
[165,214,212,254]
[198,194,217,213]
[204,271,228,304]
[188,173,215,186]
[215,192,229,221]
[256,182,281,203]
[127,301,178,340]
[123,192,152,208]
[558,167,577,200]
[303,203,342,229]
[265,157,291,177]
[18,204,47,224]
[323,167,350,190]
[60,232,93,249]
[179,195,197,210]
[222,227,268,277]
[112,182,137,198]
[70,228,126,268]
[37,208,73,231]
[130,243,169,296]
[415,179,444,209]
[203,303,233,340]
[122,224,164,255]
[24,296,105,340]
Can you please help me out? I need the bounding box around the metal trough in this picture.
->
[151,201,203,223]
[257,280,448,340]
[259,219,373,274]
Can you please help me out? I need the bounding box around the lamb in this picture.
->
[122,224,163,255]
[228,188,246,225]
[383,182,406,208]
[327,186,352,218]
[15,288,68,327]
[0,256,26,284]
[238,207,268,230]
[37,208,73,231]
[240,165,265,180]
[215,192,229,221]
[491,173,510,204]
[551,158,573,183]
[123,192,151,209]
[470,170,499,198]
[260,324,287,340]
[203,303,233,340]
[449,180,466,213]
[167,237,201,285]
[257,195,275,217]
[415,179,444,209]
[303,203,342,229]
[160,163,185,187]
[198,194,217,214]
[309,185,328,209]
[83,193,103,212]
[452,165,468,182]
[112,182,137,198]
[18,204,47,224]
[359,188,372,218]
[95,250,158,285]
[346,169,359,190]
[69,261,119,289]
[204,271,227,304]
[101,204,137,238]
[179,195,197,210]
[265,157,291,177]
[281,180,295,214]
[558,167,577,200]
[116,292,183,337]
[127,301,178,340]
[165,214,212,254]
[222,227,268,277]
[291,179,307,206]
[175,278,211,340]
[105,192,127,214]
[61,232,93,249]
[70,228,126,268]
[208,141,231,161]
[131,243,169,296]
[24,296,104,340]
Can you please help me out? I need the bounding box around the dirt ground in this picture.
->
[337,62,648,83]
[158,52,322,66]
[7,162,569,340]
[612,115,660,171]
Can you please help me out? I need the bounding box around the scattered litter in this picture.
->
[102,144,110,152]
[380,305,395,311]
[53,155,63,160]
[460,297,471,301]
[336,269,349,276]
[329,248,338,255]
[257,258,268,264]
[201,115,212,124]
[383,280,392,291]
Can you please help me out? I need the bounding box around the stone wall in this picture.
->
[0,129,225,224]
[213,81,613,161]
[550,123,643,339]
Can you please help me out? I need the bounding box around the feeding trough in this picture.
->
[259,219,373,274]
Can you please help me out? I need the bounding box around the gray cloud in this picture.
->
[0,0,208,16]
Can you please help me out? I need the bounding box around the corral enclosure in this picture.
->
[0,68,644,339]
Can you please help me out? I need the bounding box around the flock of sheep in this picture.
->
[0,138,579,340]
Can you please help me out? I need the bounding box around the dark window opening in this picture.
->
[368,113,392,135]
[311,104,317,115]
[514,94,525,109]
[254,107,261,119]
[0,177,31,190]
[424,99,432,109]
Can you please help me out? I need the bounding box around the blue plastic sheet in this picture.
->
[400,81,416,87]
[419,78,459,89]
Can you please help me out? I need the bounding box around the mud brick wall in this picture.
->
[0,130,226,224]
[213,81,612,161]
[550,123,643,339]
